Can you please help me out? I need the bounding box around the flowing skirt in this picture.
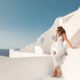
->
[51,43,67,68]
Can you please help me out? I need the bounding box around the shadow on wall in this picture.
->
[70,29,80,48]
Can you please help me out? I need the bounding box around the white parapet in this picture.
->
[62,48,80,80]
[9,48,47,58]
[34,46,44,54]
[0,55,53,80]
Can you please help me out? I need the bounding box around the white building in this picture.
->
[10,7,80,57]
[7,8,80,80]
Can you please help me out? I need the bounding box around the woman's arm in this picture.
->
[63,33,75,49]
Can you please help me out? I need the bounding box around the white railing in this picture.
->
[9,48,48,58]
[63,14,74,24]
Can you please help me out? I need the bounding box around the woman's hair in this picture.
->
[57,26,66,36]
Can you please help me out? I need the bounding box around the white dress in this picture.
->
[51,36,66,68]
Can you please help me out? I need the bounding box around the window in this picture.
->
[40,38,44,44]
[51,35,54,44]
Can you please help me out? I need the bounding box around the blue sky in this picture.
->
[0,0,80,49]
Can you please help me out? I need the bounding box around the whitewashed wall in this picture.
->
[0,56,53,80]
[62,48,80,80]
[17,8,80,54]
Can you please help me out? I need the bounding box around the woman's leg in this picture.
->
[52,68,57,77]
[56,66,62,77]
[52,67,62,77]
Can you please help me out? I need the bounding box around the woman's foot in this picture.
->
[51,68,57,77]
[52,66,62,78]
[56,67,62,77]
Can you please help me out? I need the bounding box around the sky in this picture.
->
[0,0,80,49]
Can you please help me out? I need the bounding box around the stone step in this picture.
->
[40,76,65,80]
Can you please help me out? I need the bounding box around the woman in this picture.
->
[51,26,75,77]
